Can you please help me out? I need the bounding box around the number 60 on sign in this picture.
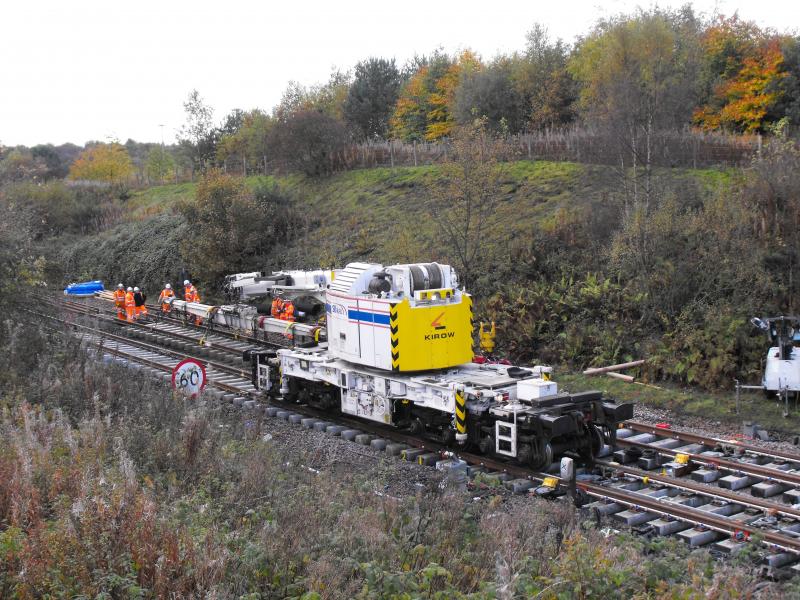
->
[172,358,207,397]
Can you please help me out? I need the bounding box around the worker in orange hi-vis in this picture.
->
[114,283,127,320]
[271,296,284,318]
[280,300,295,322]
[124,287,135,322]
[158,283,174,313]
[183,279,203,325]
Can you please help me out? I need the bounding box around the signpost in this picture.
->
[172,358,207,398]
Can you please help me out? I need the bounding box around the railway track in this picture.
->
[48,295,800,574]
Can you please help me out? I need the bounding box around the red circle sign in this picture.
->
[172,358,207,397]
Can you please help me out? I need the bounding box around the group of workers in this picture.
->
[114,278,300,327]
[270,296,295,322]
[114,279,201,323]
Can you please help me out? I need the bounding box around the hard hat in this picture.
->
[117,283,123,289]
[165,283,172,289]
[134,286,140,292]
[184,280,190,286]
[127,287,133,292]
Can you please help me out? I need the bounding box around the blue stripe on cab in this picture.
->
[348,309,390,325]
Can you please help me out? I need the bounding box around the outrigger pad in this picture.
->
[603,402,634,422]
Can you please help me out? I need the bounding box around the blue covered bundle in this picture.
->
[64,280,104,297]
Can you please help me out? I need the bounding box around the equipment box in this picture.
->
[517,379,558,401]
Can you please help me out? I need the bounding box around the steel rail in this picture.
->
[624,420,800,464]
[615,437,800,487]
[57,298,269,357]
[596,460,800,520]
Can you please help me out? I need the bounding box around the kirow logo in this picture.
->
[426,312,453,341]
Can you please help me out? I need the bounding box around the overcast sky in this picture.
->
[1,0,798,147]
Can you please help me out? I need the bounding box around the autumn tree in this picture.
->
[68,143,134,183]
[390,51,483,141]
[344,58,401,139]
[694,16,788,132]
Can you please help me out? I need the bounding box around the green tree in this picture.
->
[455,57,527,133]
[177,89,217,173]
[266,110,351,176]
[216,109,274,168]
[569,8,702,208]
[145,146,176,184]
[274,71,351,122]
[344,58,402,139]
[516,24,578,129]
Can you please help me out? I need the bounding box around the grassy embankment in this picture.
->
[61,161,795,431]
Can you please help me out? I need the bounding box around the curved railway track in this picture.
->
[46,295,800,573]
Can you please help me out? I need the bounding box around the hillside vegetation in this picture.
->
[43,148,766,396]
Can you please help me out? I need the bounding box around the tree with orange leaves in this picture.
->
[425,51,481,140]
[68,143,134,183]
[694,16,788,133]
[390,51,482,141]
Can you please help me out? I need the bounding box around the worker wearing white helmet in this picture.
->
[133,286,148,320]
[183,279,202,325]
[114,283,127,321]
[158,282,175,314]
[124,286,135,322]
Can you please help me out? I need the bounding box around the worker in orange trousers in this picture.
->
[158,283,174,313]
[124,287,135,322]
[184,279,202,325]
[114,283,127,320]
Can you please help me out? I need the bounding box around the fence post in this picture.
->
[243,155,247,177]
[413,140,417,167]
[390,141,394,169]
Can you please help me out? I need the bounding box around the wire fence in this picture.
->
[139,127,763,184]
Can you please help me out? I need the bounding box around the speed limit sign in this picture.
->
[172,358,207,397]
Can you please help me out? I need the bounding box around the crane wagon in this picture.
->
[123,261,633,469]
[234,261,633,469]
